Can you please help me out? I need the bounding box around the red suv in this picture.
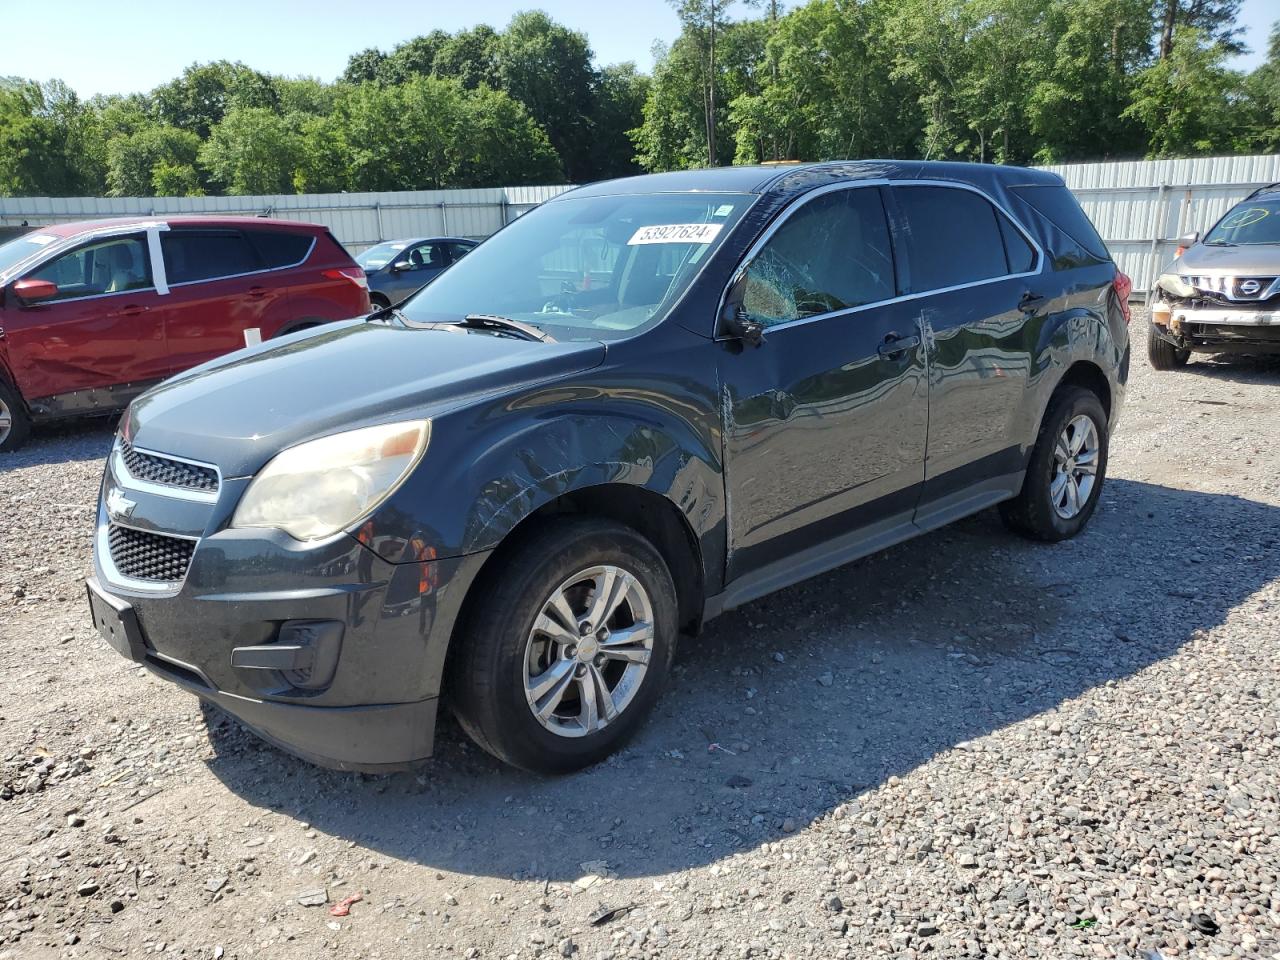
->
[0,217,370,451]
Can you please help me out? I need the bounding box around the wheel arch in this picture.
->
[1054,359,1112,420]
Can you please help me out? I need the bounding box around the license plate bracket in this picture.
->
[86,578,146,662]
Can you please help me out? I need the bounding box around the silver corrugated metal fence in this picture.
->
[0,185,574,253]
[5,155,1280,293]
[1037,154,1280,297]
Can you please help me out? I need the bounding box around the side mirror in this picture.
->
[721,273,765,347]
[12,278,58,303]
[391,260,412,272]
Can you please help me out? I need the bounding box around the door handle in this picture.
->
[877,333,921,359]
[247,286,269,299]
[107,305,147,318]
[1018,292,1047,314]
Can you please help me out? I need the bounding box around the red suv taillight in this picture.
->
[323,267,368,290]
[1113,270,1132,323]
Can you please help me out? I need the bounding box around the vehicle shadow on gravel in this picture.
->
[202,476,1280,882]
[1178,353,1280,382]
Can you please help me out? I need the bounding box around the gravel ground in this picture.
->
[1,310,1278,960]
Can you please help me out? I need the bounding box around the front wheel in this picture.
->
[1000,386,1109,542]
[1147,326,1190,369]
[449,518,678,773]
[0,379,32,453]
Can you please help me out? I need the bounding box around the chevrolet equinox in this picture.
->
[88,162,1131,774]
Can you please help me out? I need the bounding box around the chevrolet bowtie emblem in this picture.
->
[106,488,137,521]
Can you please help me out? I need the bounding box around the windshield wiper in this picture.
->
[459,314,556,343]
[1203,239,1237,246]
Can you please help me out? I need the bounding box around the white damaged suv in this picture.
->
[1149,183,1280,369]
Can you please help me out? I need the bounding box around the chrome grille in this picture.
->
[1187,276,1279,302]
[107,524,196,583]
[119,439,219,494]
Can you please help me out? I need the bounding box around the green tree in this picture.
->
[495,11,599,180]
[1123,27,1247,156]
[1244,23,1280,151]
[0,80,94,196]
[105,124,202,196]
[151,160,204,196]
[1157,0,1244,59]
[199,107,302,194]
[434,26,502,89]
[594,63,651,178]
[1027,0,1152,161]
[152,61,279,138]
[342,48,388,85]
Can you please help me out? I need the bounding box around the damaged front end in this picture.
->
[1150,272,1280,355]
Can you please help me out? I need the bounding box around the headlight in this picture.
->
[1156,273,1196,298]
[232,420,430,541]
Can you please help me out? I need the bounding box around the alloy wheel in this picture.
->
[1050,414,1099,519]
[0,396,12,446]
[522,564,654,738]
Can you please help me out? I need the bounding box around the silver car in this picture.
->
[1149,183,1280,368]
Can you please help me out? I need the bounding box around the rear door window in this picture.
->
[161,230,260,285]
[26,234,151,300]
[740,187,896,327]
[245,229,314,269]
[894,186,1015,293]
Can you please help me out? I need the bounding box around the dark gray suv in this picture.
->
[88,161,1130,774]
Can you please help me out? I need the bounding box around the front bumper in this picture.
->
[1150,300,1280,353]
[89,443,489,771]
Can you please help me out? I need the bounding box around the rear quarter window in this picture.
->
[1010,185,1110,266]
[246,229,315,269]
[162,230,260,284]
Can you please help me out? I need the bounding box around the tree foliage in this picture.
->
[0,4,1278,199]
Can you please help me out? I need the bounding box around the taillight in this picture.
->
[1113,270,1133,323]
[323,267,368,289]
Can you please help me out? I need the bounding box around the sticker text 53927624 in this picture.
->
[628,223,724,245]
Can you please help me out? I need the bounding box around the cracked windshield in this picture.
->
[397,192,752,339]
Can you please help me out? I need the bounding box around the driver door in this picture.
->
[717,184,929,583]
[2,232,168,405]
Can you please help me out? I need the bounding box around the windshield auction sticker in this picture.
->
[628,223,724,245]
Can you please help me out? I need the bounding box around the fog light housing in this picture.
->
[231,620,344,690]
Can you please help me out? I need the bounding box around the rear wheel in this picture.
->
[0,379,32,453]
[1000,386,1108,542]
[450,518,678,773]
[1147,326,1190,370]
[368,293,390,311]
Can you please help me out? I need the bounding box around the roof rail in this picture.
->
[1244,182,1280,200]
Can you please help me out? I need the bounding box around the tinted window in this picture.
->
[406,242,448,269]
[246,229,313,268]
[26,234,151,300]
[740,187,895,327]
[161,230,259,284]
[896,186,1008,293]
[1010,185,1109,260]
[998,214,1037,273]
[446,241,475,261]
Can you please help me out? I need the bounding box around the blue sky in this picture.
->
[3,0,1275,98]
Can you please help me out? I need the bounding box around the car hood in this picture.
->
[1177,243,1280,276]
[128,320,606,477]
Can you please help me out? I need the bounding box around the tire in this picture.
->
[368,294,390,311]
[1147,326,1189,370]
[449,517,678,774]
[999,386,1108,542]
[0,378,32,453]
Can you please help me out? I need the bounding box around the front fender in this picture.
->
[358,353,727,591]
